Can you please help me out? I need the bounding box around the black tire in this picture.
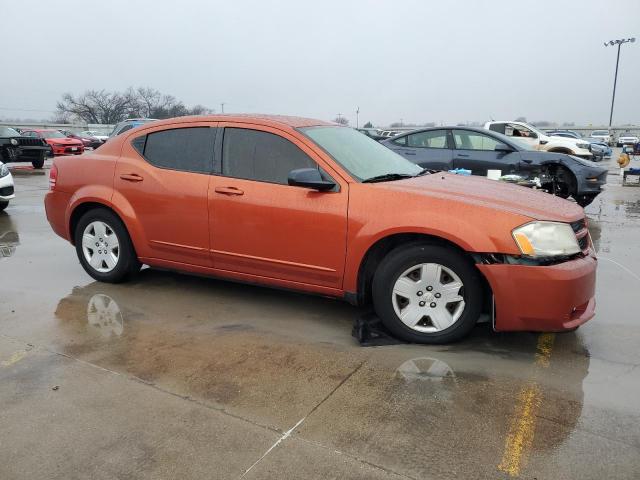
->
[372,244,483,344]
[74,208,141,283]
[0,200,8,211]
[32,151,46,169]
[575,194,597,208]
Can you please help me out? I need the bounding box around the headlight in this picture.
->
[577,142,590,150]
[512,221,580,257]
[0,163,9,178]
[10,138,18,146]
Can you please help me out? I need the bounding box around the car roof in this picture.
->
[133,114,337,130]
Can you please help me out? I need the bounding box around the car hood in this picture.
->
[47,138,82,145]
[375,173,584,222]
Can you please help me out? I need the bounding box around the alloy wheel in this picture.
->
[82,221,120,273]
[391,263,465,333]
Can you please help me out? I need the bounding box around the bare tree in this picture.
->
[333,116,349,126]
[56,87,212,124]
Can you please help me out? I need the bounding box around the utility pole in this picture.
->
[356,107,360,128]
[604,37,635,127]
[220,102,225,114]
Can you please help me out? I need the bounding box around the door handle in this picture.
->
[120,173,143,182]
[456,154,470,158]
[214,186,244,196]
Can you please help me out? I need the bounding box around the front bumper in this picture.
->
[477,253,596,332]
[0,173,15,200]
[50,144,84,156]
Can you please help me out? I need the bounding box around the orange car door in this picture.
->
[114,123,216,266]
[208,125,348,290]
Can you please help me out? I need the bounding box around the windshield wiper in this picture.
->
[362,173,415,183]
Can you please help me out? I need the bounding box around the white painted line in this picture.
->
[239,417,306,478]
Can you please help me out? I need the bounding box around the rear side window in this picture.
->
[488,123,505,134]
[222,128,315,184]
[392,136,407,146]
[138,127,214,174]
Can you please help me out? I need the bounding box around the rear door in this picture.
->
[451,129,520,176]
[114,123,216,266]
[386,130,453,170]
[208,124,348,289]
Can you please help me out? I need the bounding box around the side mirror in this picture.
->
[288,168,336,191]
[494,143,514,152]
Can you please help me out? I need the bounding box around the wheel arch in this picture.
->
[352,232,492,308]
[69,201,121,245]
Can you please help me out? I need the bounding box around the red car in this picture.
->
[21,129,84,156]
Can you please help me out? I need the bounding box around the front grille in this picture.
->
[570,219,586,233]
[578,235,589,250]
[0,185,14,196]
[17,137,44,147]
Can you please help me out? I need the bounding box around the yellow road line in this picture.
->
[1,349,29,367]
[497,333,555,477]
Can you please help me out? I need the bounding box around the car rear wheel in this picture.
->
[372,244,482,343]
[74,208,140,283]
[0,201,8,211]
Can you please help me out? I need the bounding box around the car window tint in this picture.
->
[407,130,448,148]
[222,128,315,184]
[453,130,502,151]
[488,123,505,134]
[143,127,213,173]
[392,136,407,146]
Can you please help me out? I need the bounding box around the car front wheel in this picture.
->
[372,244,483,343]
[74,208,140,283]
[32,151,46,169]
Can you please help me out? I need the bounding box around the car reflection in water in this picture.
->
[0,213,19,259]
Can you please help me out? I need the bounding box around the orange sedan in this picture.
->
[44,115,596,343]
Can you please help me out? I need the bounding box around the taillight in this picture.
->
[49,162,58,190]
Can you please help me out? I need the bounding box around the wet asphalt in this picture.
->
[1,154,639,479]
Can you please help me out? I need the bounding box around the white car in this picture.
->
[0,162,15,211]
[617,133,639,147]
[484,121,593,159]
[590,130,612,146]
[79,130,109,142]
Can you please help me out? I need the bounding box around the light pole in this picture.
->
[356,107,360,129]
[604,37,635,127]
[220,102,225,114]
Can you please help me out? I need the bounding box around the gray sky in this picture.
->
[1,0,638,126]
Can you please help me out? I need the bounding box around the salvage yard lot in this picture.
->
[1,157,640,479]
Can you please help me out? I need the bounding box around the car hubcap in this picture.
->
[82,221,120,273]
[391,263,465,333]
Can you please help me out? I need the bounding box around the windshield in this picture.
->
[300,126,421,181]
[0,127,20,137]
[41,130,66,139]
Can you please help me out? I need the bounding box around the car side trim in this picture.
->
[210,248,337,273]
[150,240,209,252]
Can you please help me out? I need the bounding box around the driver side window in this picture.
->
[505,124,537,139]
[222,128,316,185]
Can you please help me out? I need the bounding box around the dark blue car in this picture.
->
[381,126,607,207]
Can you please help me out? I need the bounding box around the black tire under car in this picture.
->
[372,243,483,344]
[74,208,141,283]
[0,201,8,211]
[32,151,46,169]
